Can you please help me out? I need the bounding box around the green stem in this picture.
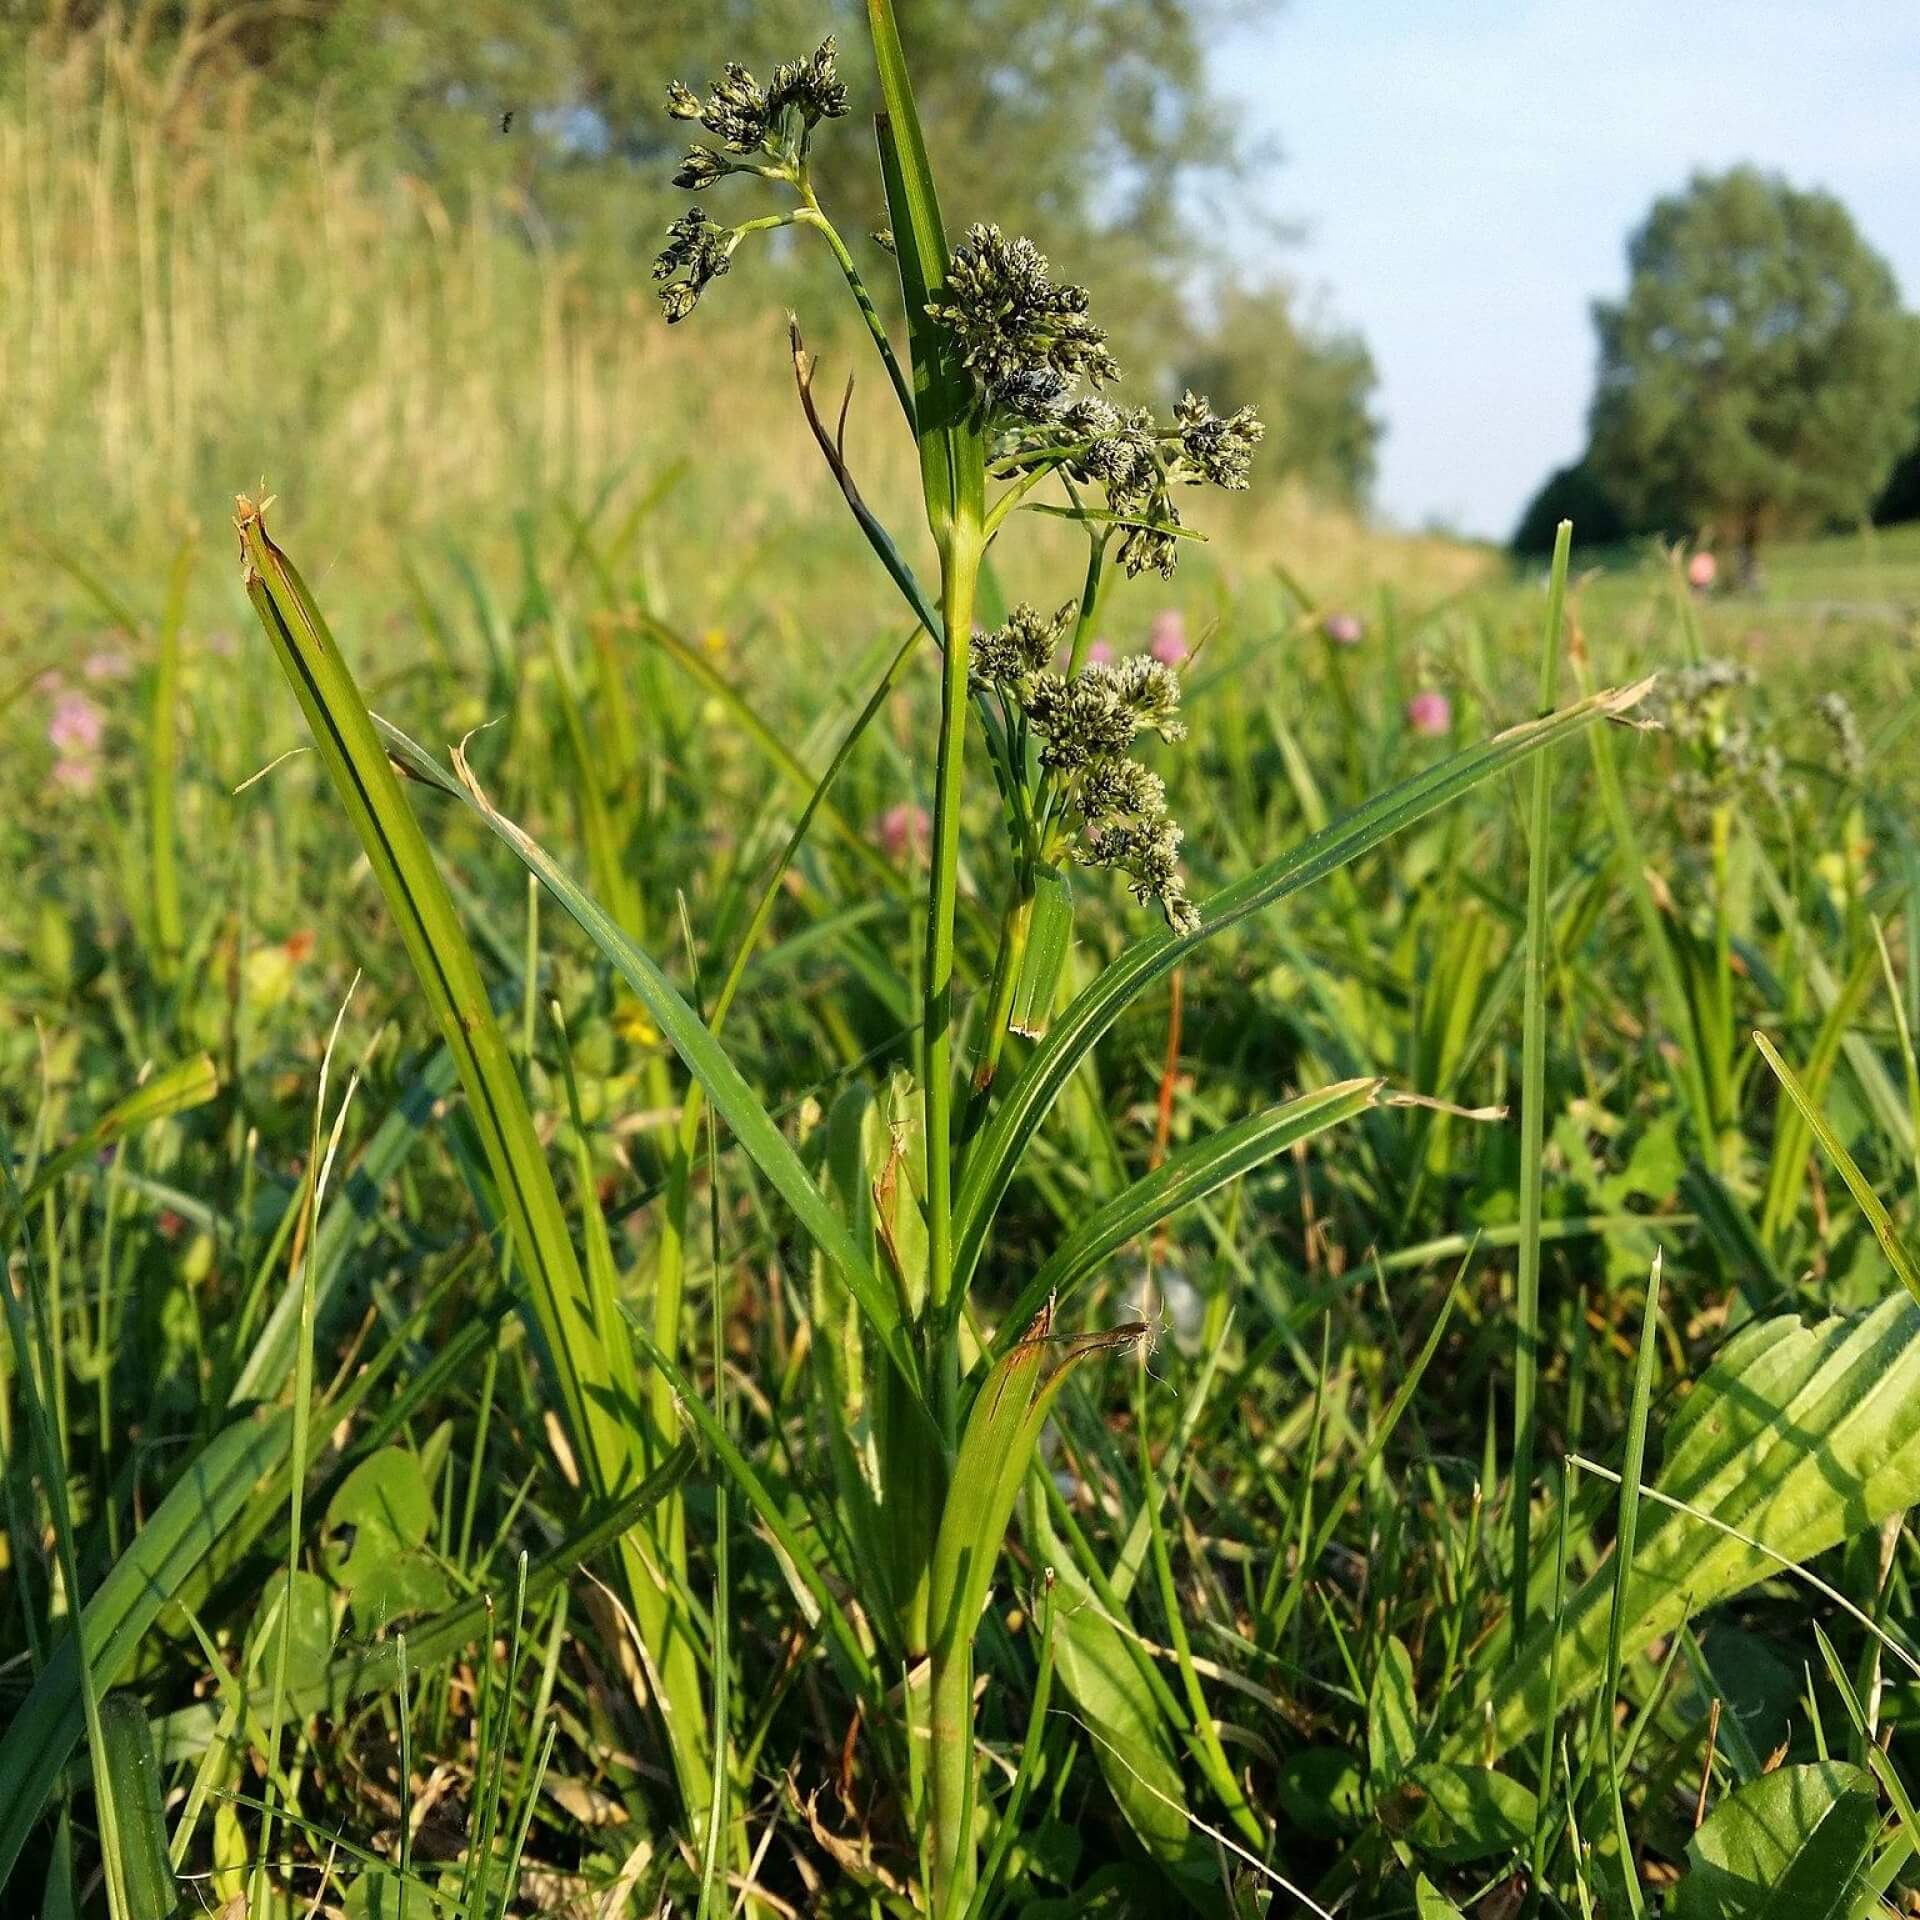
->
[1511,518,1571,1647]
[925,512,983,1916]
[923,514,983,1446]
[1708,800,1734,1146]
[795,196,915,429]
[961,876,1035,1138]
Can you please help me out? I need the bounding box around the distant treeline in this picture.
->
[1515,168,1920,558]
[6,0,1384,509]
[1514,443,1920,559]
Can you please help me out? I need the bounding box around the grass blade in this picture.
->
[1512,518,1573,1641]
[233,498,716,1815]
[371,712,926,1407]
[981,1076,1384,1346]
[953,681,1652,1298]
[0,1407,293,1886]
[866,0,985,539]
[1753,1028,1920,1306]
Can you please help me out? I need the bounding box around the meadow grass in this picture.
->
[7,16,1920,1920]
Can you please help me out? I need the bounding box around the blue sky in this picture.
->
[1214,1,1920,538]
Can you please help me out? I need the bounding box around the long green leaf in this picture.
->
[234,501,716,1816]
[1758,954,1881,1252]
[866,0,984,539]
[928,1312,1144,1909]
[981,1077,1383,1345]
[1460,1291,1920,1759]
[1754,1029,1920,1306]
[0,1408,294,1887]
[371,714,925,1406]
[236,504,640,1484]
[953,681,1653,1296]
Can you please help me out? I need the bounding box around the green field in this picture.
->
[8,18,1920,1920]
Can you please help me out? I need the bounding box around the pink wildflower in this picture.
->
[48,692,106,756]
[1147,610,1188,667]
[1323,611,1363,645]
[876,802,931,863]
[1406,689,1452,737]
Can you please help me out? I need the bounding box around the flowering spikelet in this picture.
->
[700,62,774,152]
[672,145,729,191]
[927,225,1121,418]
[1111,656,1187,743]
[1010,657,1198,930]
[1656,658,1785,806]
[653,207,733,321]
[1115,506,1183,582]
[665,40,846,159]
[1815,690,1865,779]
[1173,390,1264,490]
[970,601,1075,692]
[1078,757,1166,822]
[768,38,849,125]
[1025,668,1134,769]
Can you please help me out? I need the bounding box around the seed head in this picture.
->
[768,37,849,125]
[1060,395,1120,442]
[1078,813,1198,933]
[1112,656,1187,742]
[1815,690,1865,779]
[673,145,730,191]
[1025,669,1131,770]
[1078,757,1166,822]
[1173,390,1264,491]
[666,80,702,121]
[927,224,1121,419]
[702,62,773,151]
[1116,505,1184,581]
[654,207,733,321]
[970,601,1076,692]
[658,281,701,324]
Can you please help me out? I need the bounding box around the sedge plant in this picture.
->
[217,7,1650,1910]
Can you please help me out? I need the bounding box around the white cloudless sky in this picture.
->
[1213,1,1920,539]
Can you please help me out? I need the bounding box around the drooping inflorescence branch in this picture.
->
[648,27,1263,939]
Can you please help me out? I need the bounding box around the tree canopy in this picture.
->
[1587,166,1920,552]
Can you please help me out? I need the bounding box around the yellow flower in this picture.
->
[613,995,660,1048]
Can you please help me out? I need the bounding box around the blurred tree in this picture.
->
[1588,167,1920,570]
[1176,277,1378,507]
[1509,458,1631,557]
[1875,441,1920,526]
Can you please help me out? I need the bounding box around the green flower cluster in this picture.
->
[971,606,1198,933]
[653,208,734,323]
[925,225,1121,420]
[1657,659,1784,807]
[1815,690,1865,779]
[923,226,1264,578]
[667,37,847,155]
[655,39,848,321]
